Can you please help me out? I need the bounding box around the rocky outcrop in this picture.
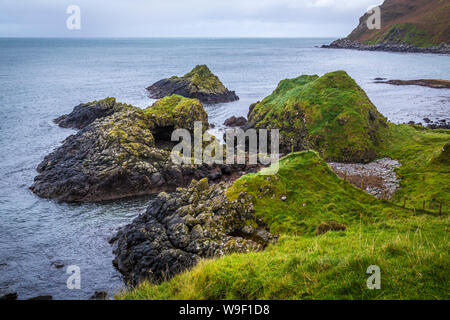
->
[224,116,248,127]
[147,65,239,104]
[323,0,450,54]
[374,79,450,89]
[111,178,276,285]
[246,71,387,163]
[31,95,258,202]
[54,98,134,129]
[324,39,450,54]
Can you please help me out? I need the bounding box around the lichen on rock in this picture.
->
[111,178,276,285]
[247,71,388,163]
[147,65,239,104]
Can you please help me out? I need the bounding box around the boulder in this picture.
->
[224,116,248,127]
[147,65,239,104]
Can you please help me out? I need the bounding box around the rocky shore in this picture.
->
[374,79,450,89]
[111,178,276,285]
[322,39,450,54]
[328,158,401,199]
[147,65,239,104]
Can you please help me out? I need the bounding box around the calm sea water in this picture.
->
[0,38,449,299]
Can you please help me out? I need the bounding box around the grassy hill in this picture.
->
[346,0,450,48]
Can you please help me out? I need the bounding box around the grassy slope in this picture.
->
[377,124,450,211]
[118,145,449,300]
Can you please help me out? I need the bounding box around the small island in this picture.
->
[147,65,239,104]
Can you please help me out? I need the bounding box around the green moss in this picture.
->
[172,65,228,94]
[143,94,208,132]
[248,71,387,162]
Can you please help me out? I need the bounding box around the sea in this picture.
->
[0,38,449,299]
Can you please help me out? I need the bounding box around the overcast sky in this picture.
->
[0,0,384,37]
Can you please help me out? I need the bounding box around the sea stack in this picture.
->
[147,65,239,104]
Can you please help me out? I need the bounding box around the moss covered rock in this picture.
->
[54,97,135,129]
[111,179,276,285]
[32,95,259,202]
[147,65,239,104]
[144,94,209,133]
[247,71,387,163]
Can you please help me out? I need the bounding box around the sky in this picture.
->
[0,0,384,38]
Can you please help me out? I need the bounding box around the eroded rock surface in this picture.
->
[111,178,276,285]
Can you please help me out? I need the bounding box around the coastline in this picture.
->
[322,39,450,55]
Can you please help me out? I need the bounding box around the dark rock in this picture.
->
[224,116,248,127]
[54,98,133,129]
[111,178,277,285]
[423,118,432,123]
[147,65,239,104]
[90,291,108,300]
[51,260,65,269]
[0,292,18,300]
[315,221,347,236]
[27,295,53,300]
[33,96,259,202]
[375,79,450,89]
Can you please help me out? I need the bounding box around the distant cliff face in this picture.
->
[347,0,449,47]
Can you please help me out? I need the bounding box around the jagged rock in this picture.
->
[246,71,387,163]
[224,116,248,127]
[147,65,239,104]
[315,221,347,236]
[31,95,260,202]
[54,98,135,129]
[111,178,277,285]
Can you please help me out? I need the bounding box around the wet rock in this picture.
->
[90,291,108,300]
[224,116,248,127]
[315,221,347,236]
[51,260,65,269]
[0,292,18,300]
[147,65,239,104]
[111,178,277,285]
[28,295,53,300]
[375,79,450,89]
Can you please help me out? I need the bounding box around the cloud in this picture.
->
[0,0,385,37]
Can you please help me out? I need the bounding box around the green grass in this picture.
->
[117,214,449,300]
[365,23,435,48]
[116,149,449,300]
[377,124,450,212]
[248,71,387,162]
[116,74,449,300]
